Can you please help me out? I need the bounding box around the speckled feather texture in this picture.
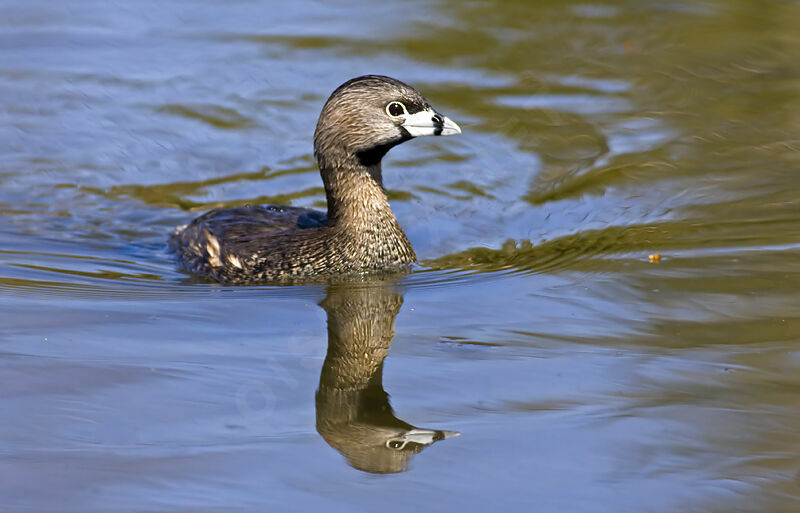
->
[170,75,453,283]
[169,192,416,284]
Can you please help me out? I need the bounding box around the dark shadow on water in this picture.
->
[316,281,458,474]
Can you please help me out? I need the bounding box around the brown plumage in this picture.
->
[169,75,461,283]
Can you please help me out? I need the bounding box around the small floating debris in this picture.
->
[648,253,662,263]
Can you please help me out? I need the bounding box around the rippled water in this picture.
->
[2,1,800,511]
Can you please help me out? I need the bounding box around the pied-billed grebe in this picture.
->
[317,284,459,473]
[170,75,460,283]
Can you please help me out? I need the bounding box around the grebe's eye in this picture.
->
[386,101,407,118]
[386,439,406,450]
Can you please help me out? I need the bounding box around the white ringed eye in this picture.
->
[386,101,408,118]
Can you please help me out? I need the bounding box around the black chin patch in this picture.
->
[357,142,395,167]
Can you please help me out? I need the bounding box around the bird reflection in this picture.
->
[315,282,459,474]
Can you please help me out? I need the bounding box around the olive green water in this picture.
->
[2,1,800,511]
